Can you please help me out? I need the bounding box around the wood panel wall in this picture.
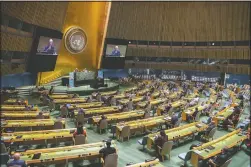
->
[107,2,250,41]
[1,2,68,31]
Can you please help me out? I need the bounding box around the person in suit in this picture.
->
[109,46,121,56]
[99,141,116,160]
[206,147,231,167]
[43,39,55,54]
[36,112,44,119]
[187,107,199,121]
[7,153,27,167]
[154,130,168,161]
[166,113,179,129]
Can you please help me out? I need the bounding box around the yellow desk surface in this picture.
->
[137,98,167,108]
[2,128,76,143]
[124,86,138,93]
[147,122,208,149]
[67,102,103,110]
[10,141,116,165]
[212,106,234,125]
[1,106,38,111]
[101,91,117,96]
[151,92,160,98]
[182,104,209,121]
[4,99,27,105]
[1,112,50,119]
[116,116,170,139]
[127,159,164,167]
[74,106,120,116]
[91,110,145,125]
[157,100,186,116]
[190,129,247,167]
[103,94,128,100]
[0,110,39,113]
[137,89,149,96]
[53,98,86,104]
[1,119,65,128]
[118,97,144,105]
[49,94,74,99]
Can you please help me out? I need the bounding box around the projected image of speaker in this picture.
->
[26,27,63,72]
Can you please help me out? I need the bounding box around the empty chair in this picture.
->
[174,118,182,128]
[202,117,212,124]
[144,112,151,119]
[102,153,118,167]
[137,136,148,150]
[201,127,217,142]
[74,134,86,145]
[178,151,193,167]
[0,143,9,165]
[54,121,64,129]
[194,112,201,122]
[76,113,86,125]
[120,126,130,142]
[158,141,173,161]
[99,119,108,134]
[60,107,68,118]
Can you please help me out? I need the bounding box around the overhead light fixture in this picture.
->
[129,41,131,44]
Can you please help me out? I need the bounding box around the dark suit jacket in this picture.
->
[213,152,230,166]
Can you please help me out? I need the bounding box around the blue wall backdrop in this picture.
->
[1,72,37,88]
[225,73,250,85]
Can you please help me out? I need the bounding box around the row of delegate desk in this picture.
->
[8,141,117,166]
[1,119,66,132]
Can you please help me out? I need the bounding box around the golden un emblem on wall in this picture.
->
[64,27,87,54]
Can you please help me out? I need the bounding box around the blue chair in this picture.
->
[178,151,192,167]
[137,136,148,150]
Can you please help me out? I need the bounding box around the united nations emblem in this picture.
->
[64,27,87,54]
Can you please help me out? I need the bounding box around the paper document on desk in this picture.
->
[194,150,202,154]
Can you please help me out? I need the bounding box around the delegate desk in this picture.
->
[136,98,167,109]
[10,141,117,166]
[49,94,75,99]
[1,119,65,132]
[137,89,149,96]
[2,128,76,146]
[1,112,50,119]
[124,86,138,93]
[157,100,187,116]
[4,99,27,105]
[147,122,208,149]
[74,106,120,118]
[127,159,164,167]
[151,91,160,99]
[53,98,87,104]
[90,110,145,126]
[190,129,247,167]
[92,91,117,98]
[118,96,144,105]
[103,94,128,101]
[212,106,235,126]
[67,102,104,110]
[1,105,38,111]
[116,116,170,140]
[182,104,209,121]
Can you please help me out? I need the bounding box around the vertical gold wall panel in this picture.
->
[107,2,250,41]
[40,2,109,81]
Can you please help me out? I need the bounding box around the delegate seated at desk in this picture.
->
[203,147,231,167]
[73,122,87,137]
[99,141,116,160]
[7,153,27,167]
[154,130,168,161]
